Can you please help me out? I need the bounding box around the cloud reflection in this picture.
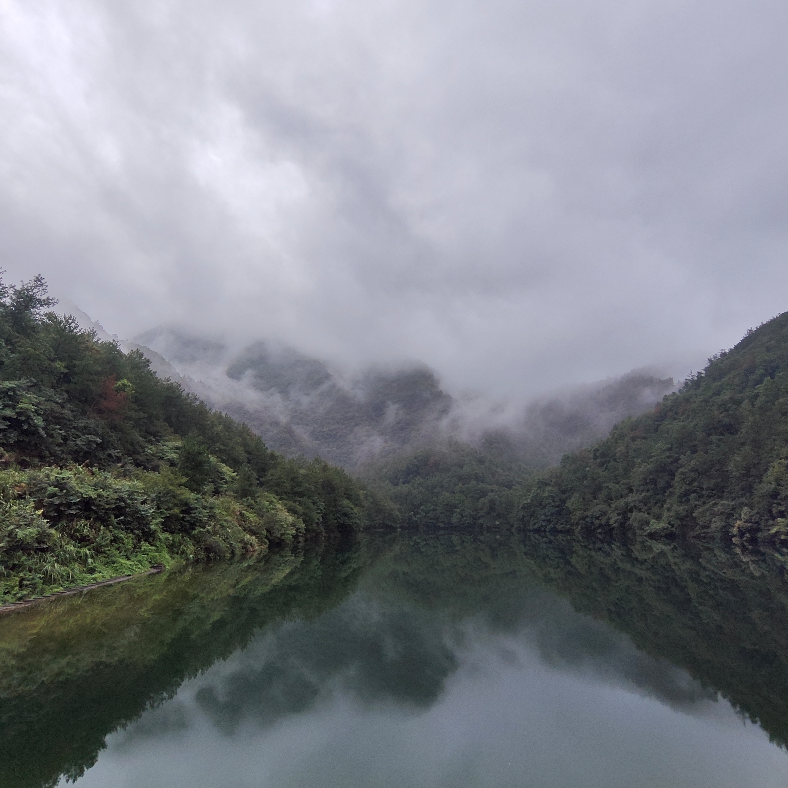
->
[113,567,714,747]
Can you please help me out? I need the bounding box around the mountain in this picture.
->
[0,276,370,603]
[133,327,674,471]
[520,312,788,548]
[38,306,677,543]
[135,327,454,468]
[472,370,677,467]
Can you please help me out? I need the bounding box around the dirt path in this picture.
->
[0,564,165,616]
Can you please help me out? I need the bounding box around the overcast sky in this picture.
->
[1,0,787,396]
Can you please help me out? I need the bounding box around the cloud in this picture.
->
[1,0,787,396]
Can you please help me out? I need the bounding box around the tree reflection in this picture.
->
[2,530,788,788]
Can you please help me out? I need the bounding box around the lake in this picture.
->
[2,530,788,788]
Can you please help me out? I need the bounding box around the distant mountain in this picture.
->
[135,328,453,468]
[133,327,675,471]
[474,371,677,467]
[521,312,788,547]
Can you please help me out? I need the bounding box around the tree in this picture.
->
[178,433,213,492]
[3,274,58,336]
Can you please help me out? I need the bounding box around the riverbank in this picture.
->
[0,564,165,616]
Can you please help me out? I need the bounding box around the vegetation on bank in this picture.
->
[0,275,368,603]
[520,312,788,547]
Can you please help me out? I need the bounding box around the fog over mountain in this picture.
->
[2,0,787,399]
[123,323,673,469]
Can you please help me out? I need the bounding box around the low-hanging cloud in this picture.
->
[2,0,787,397]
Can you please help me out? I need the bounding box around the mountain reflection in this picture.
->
[2,531,788,788]
[154,584,714,742]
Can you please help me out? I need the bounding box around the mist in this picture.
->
[3,0,787,398]
[110,322,671,469]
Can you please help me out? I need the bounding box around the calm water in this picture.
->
[2,531,788,788]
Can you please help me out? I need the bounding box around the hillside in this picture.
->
[136,327,455,468]
[520,312,788,548]
[134,327,674,471]
[0,276,370,603]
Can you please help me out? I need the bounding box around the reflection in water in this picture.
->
[1,532,788,787]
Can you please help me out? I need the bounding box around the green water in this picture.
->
[2,531,788,788]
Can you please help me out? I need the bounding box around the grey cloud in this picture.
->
[2,0,787,396]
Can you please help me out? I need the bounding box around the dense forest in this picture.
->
[0,275,370,603]
[364,440,533,529]
[520,311,788,548]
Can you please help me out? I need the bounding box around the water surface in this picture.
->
[2,531,788,788]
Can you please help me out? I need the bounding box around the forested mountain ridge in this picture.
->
[520,312,788,547]
[135,327,456,468]
[0,276,369,603]
[360,374,675,531]
[134,326,674,471]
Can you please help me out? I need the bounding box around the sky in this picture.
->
[1,0,787,397]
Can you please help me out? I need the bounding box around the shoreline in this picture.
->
[0,564,165,616]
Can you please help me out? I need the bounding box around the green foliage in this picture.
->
[233,463,258,500]
[0,274,373,602]
[519,312,788,546]
[367,441,534,529]
[265,456,365,534]
[178,433,214,492]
